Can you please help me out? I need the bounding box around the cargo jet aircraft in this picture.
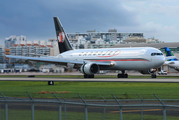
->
[6,17,165,78]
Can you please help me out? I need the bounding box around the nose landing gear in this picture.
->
[151,70,157,78]
[117,70,128,78]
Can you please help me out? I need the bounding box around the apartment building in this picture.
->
[5,35,59,63]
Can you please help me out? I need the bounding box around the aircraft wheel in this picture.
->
[84,74,94,78]
[154,75,156,78]
[151,74,154,78]
[118,74,128,78]
[117,74,121,78]
[151,74,156,78]
[121,74,124,78]
[84,74,88,78]
[89,75,94,78]
[124,74,128,78]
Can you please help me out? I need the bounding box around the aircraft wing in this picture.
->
[165,56,177,61]
[6,55,83,65]
[6,55,111,66]
[164,61,175,65]
[23,53,49,57]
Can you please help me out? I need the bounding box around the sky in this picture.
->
[0,0,179,45]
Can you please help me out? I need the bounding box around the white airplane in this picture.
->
[164,47,179,71]
[6,17,165,78]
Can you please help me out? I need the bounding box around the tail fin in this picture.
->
[164,47,178,61]
[164,47,174,57]
[53,17,73,53]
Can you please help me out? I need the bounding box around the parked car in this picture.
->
[158,70,167,75]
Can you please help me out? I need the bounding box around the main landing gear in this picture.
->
[117,70,128,78]
[84,74,94,78]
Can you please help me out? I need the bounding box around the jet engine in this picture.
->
[80,62,99,75]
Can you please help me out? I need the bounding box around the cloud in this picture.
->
[143,22,179,42]
[149,3,179,18]
[0,0,179,43]
[40,0,140,31]
[0,0,140,42]
[120,0,179,42]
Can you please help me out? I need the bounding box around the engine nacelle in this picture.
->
[80,63,99,75]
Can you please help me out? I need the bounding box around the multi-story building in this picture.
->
[123,36,160,43]
[67,29,144,49]
[5,36,59,63]
[9,46,52,63]
[5,35,26,48]
[0,46,4,63]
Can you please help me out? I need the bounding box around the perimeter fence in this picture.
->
[0,92,179,120]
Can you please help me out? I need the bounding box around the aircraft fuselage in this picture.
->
[58,47,165,71]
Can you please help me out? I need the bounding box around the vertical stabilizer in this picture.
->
[53,17,73,53]
[164,47,174,57]
[164,47,178,61]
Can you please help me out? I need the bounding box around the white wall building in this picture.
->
[5,36,59,63]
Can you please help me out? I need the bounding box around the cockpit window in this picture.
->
[151,53,163,56]
[157,53,163,55]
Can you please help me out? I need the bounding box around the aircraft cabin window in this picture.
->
[158,53,163,55]
[111,51,115,55]
[83,52,87,56]
[108,51,112,55]
[80,52,84,56]
[114,51,117,55]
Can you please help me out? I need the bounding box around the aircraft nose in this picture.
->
[154,56,165,68]
[158,56,165,66]
[161,56,165,64]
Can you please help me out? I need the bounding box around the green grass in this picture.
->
[0,75,178,99]
[0,75,179,119]
[1,109,179,120]
[0,81,179,99]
